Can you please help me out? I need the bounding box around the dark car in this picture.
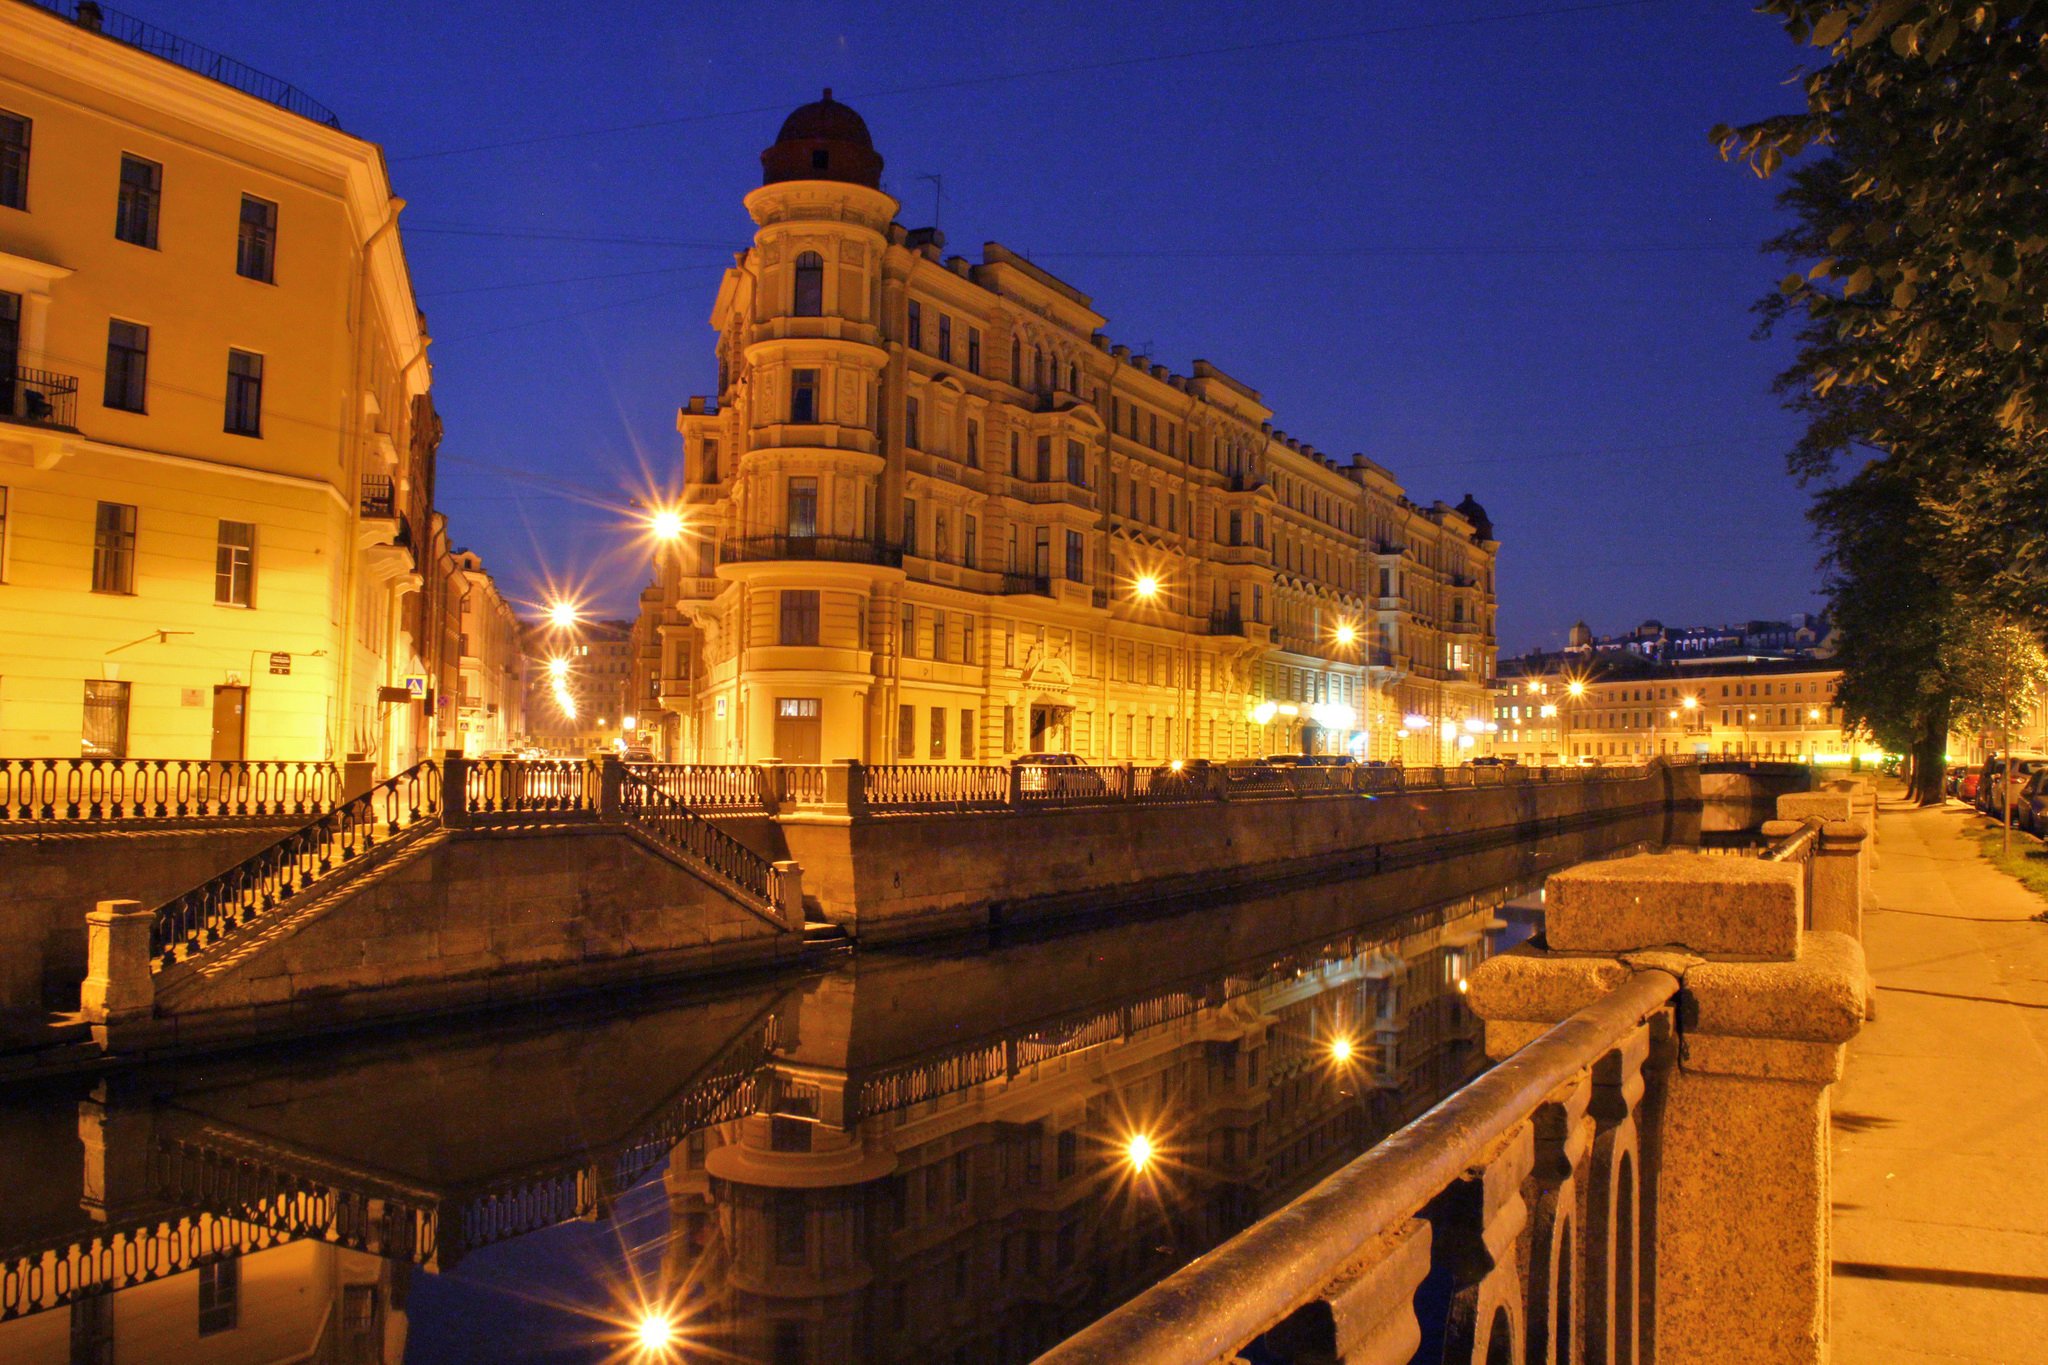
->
[1262,753,1354,768]
[1011,752,1105,795]
[2020,769,2048,834]
[1980,756,2048,819]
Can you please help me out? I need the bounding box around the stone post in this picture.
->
[80,899,154,1047]
[1467,852,1865,1365]
[756,761,782,817]
[822,760,867,818]
[1007,762,1026,810]
[598,754,625,819]
[770,860,805,932]
[341,755,376,803]
[442,748,470,828]
[1120,762,1137,802]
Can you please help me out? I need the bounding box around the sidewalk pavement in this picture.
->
[1830,790,2048,1362]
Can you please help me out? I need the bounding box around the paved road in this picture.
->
[1831,793,2048,1362]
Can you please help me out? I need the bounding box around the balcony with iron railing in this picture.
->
[1000,572,1054,597]
[719,535,903,568]
[31,1,342,127]
[0,367,79,431]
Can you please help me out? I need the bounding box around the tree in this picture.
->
[1713,2,2048,624]
[1717,3,2048,798]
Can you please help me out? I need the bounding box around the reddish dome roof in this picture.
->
[761,89,884,189]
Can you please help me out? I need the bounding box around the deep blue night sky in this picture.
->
[137,0,1821,654]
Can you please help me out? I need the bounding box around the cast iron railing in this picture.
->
[149,761,440,966]
[0,757,339,821]
[718,534,902,568]
[1,366,79,429]
[863,763,1011,812]
[359,473,396,518]
[31,1,343,127]
[627,762,765,811]
[615,771,776,908]
[1037,969,1679,1364]
[465,757,596,814]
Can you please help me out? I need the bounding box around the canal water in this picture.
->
[0,805,1721,1363]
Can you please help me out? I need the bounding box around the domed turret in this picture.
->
[1568,620,1593,649]
[760,88,884,188]
[1453,492,1494,543]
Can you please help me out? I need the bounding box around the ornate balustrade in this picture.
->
[0,757,339,822]
[149,761,440,967]
[1039,969,1681,1364]
[465,757,595,815]
[863,763,1011,813]
[627,761,767,812]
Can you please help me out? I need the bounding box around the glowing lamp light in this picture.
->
[1682,696,1700,710]
[547,656,570,680]
[636,1311,677,1352]
[1668,709,1679,720]
[1402,713,1430,731]
[1334,622,1358,647]
[1567,680,1587,698]
[1250,701,1279,725]
[1456,977,1470,995]
[1462,718,1485,734]
[1169,758,1185,772]
[1134,574,1161,600]
[1123,1132,1156,1173]
[1808,709,1822,720]
[648,508,686,542]
[1440,721,1460,740]
[547,601,579,630]
[1457,734,1476,749]
[1329,1037,1354,1064]
[1539,704,1558,719]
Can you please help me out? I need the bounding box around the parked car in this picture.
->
[1262,753,1355,768]
[1959,764,1985,803]
[2016,768,2048,834]
[1011,753,1105,794]
[1979,755,2048,819]
[1466,756,1517,768]
[621,746,655,764]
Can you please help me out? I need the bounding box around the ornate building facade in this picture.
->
[633,93,1498,767]
[0,2,450,773]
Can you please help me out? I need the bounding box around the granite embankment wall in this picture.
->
[0,823,298,1010]
[139,825,797,1051]
[780,764,1699,943]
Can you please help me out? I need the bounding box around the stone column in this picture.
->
[1468,852,1866,1365]
[80,899,154,1046]
[598,754,625,818]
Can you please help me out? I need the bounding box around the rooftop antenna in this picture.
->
[914,172,943,229]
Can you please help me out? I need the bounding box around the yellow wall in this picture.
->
[0,3,430,763]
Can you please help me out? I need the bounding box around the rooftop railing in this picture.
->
[32,2,342,128]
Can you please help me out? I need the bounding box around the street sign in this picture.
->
[403,674,427,697]
[268,652,291,675]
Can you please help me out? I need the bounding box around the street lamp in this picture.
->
[647,507,686,543]
[546,600,580,631]
[1129,571,1187,757]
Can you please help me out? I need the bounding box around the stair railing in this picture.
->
[614,769,776,909]
[151,761,442,967]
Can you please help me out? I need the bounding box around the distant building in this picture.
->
[449,550,525,755]
[525,617,635,755]
[1551,613,1833,665]
[0,3,441,773]
[1491,656,1854,764]
[630,92,1498,767]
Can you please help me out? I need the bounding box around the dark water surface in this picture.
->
[0,806,1710,1363]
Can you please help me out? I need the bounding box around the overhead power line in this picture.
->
[392,0,1672,163]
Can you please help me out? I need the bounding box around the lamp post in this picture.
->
[1132,572,1191,760]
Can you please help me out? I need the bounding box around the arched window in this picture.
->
[793,251,824,317]
[1034,348,1046,391]
[1010,335,1022,382]
[1066,362,1078,393]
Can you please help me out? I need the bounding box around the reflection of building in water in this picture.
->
[0,1242,404,1364]
[669,895,1500,1364]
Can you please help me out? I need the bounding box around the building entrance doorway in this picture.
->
[773,697,821,763]
[1028,704,1069,752]
[211,685,247,761]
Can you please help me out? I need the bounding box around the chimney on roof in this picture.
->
[76,2,105,31]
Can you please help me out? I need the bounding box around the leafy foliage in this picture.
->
[1718,2,2048,797]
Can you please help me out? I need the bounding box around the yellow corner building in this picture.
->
[0,1,438,770]
[634,93,1500,767]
